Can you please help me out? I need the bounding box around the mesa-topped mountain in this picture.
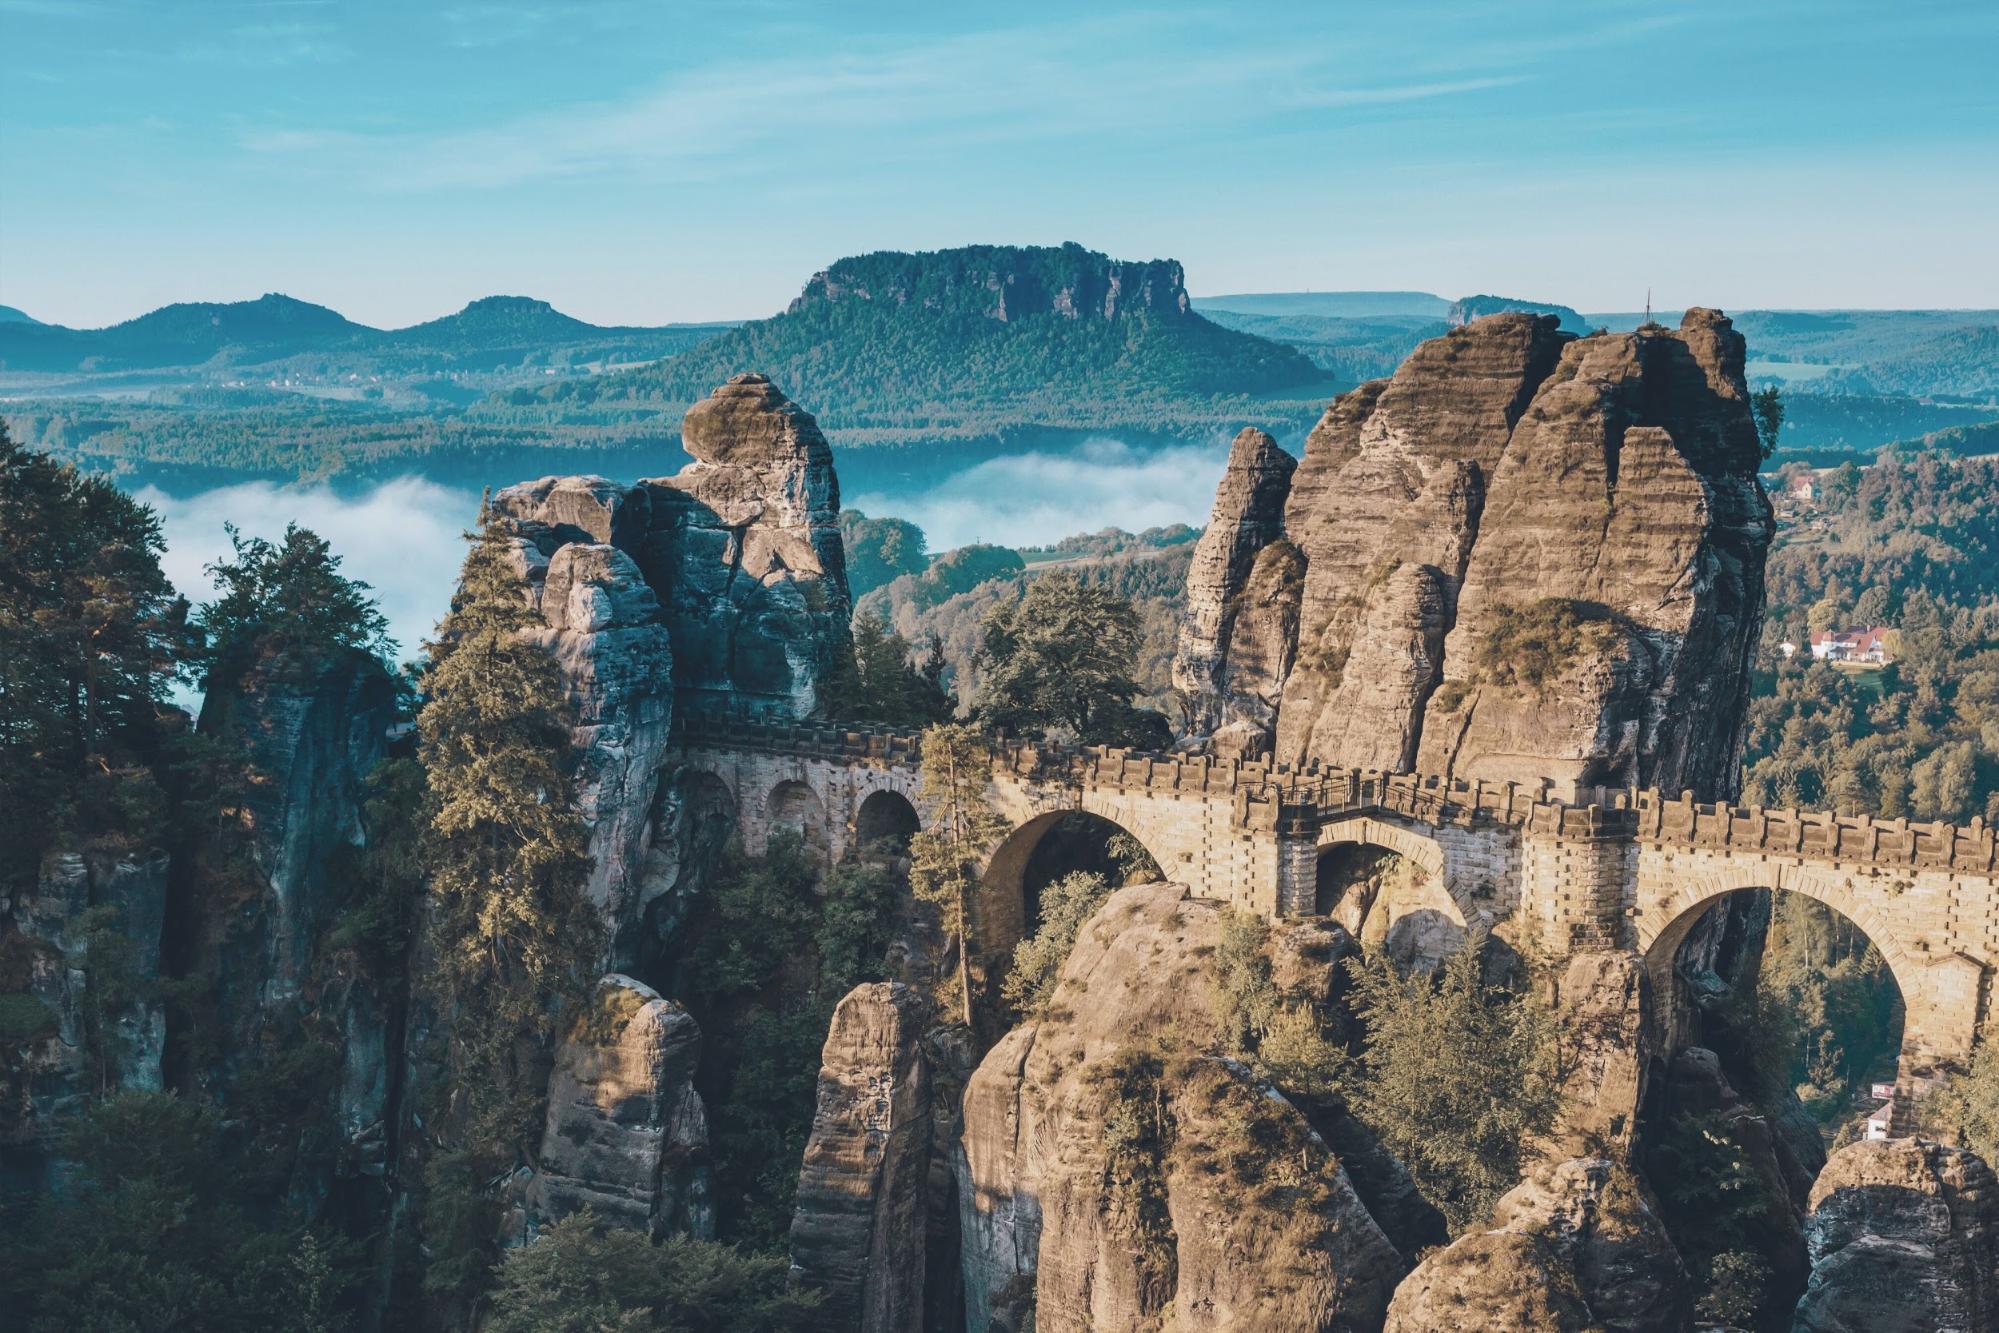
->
[505,242,1332,445]
[0,291,733,379]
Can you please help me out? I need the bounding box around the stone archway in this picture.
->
[766,778,831,865]
[968,809,1164,1020]
[854,788,920,852]
[1312,816,1473,974]
[1641,875,1917,1098]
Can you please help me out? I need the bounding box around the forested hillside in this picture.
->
[1744,452,1999,823]
[498,244,1331,445]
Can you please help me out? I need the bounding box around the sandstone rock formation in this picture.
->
[1542,951,1651,1161]
[0,850,168,1163]
[1385,1157,1690,1332]
[957,885,1404,1332]
[488,374,853,971]
[194,648,399,1005]
[788,982,932,1331]
[1172,427,1298,756]
[1173,310,1771,801]
[525,973,712,1240]
[1793,1138,1999,1333]
[644,373,851,715]
[490,373,851,728]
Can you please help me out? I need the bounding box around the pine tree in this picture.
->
[0,425,186,888]
[193,522,392,689]
[908,724,1008,1026]
[417,512,598,1161]
[972,570,1166,746]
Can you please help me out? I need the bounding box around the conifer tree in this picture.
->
[908,723,1008,1026]
[417,511,597,1164]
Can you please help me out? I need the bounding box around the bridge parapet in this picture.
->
[672,711,1999,874]
[1618,791,1998,874]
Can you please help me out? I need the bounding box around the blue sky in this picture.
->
[3,0,1996,328]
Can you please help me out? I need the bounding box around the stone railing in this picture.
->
[1612,790,1999,874]
[673,711,1999,872]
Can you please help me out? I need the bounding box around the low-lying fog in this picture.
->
[139,437,1231,671]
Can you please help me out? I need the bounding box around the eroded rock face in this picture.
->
[1173,428,1297,752]
[1415,314,1771,797]
[644,374,851,715]
[1794,1138,1999,1333]
[520,542,676,965]
[1,851,168,1164]
[1182,311,1770,801]
[196,649,399,1003]
[525,974,712,1240]
[1542,951,1651,1162]
[788,982,932,1331]
[487,375,853,968]
[957,886,1403,1332]
[1385,1157,1690,1333]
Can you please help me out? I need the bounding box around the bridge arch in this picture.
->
[765,778,831,865]
[1312,815,1486,973]
[854,788,920,851]
[1638,863,1936,1095]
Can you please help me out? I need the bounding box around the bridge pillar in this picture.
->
[1520,825,1637,957]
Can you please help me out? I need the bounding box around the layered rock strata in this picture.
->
[1384,1156,1689,1333]
[788,982,933,1331]
[1794,1137,1999,1333]
[488,374,852,969]
[525,974,713,1240]
[1173,310,1771,800]
[1172,427,1298,756]
[957,885,1404,1332]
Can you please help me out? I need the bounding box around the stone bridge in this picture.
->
[669,715,1999,1086]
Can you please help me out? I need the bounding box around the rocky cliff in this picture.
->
[1794,1137,1999,1332]
[957,886,1405,1333]
[489,374,853,972]
[794,242,1193,324]
[1174,310,1772,799]
[1173,427,1298,755]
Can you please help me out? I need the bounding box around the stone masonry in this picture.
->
[671,713,1999,1093]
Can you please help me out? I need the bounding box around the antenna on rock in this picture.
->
[1644,288,1652,327]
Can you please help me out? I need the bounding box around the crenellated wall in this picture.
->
[672,714,1999,1091]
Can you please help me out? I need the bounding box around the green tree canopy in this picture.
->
[485,1211,816,1333]
[839,509,928,599]
[909,723,1010,1026]
[415,509,598,1301]
[193,522,392,688]
[972,570,1170,747]
[0,425,186,886]
[822,609,953,727]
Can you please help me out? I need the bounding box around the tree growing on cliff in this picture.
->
[821,609,953,727]
[0,426,187,887]
[1751,384,1786,460]
[416,510,597,1296]
[192,522,393,689]
[972,570,1170,747]
[910,723,1009,1026]
[485,1210,816,1332]
[1339,944,1559,1232]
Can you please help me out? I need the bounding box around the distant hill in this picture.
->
[502,243,1332,445]
[1197,309,1447,382]
[1448,294,1590,333]
[1193,291,1452,318]
[0,292,735,380]
[0,305,42,325]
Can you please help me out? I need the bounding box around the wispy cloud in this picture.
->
[178,19,349,67]
[239,16,1529,192]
